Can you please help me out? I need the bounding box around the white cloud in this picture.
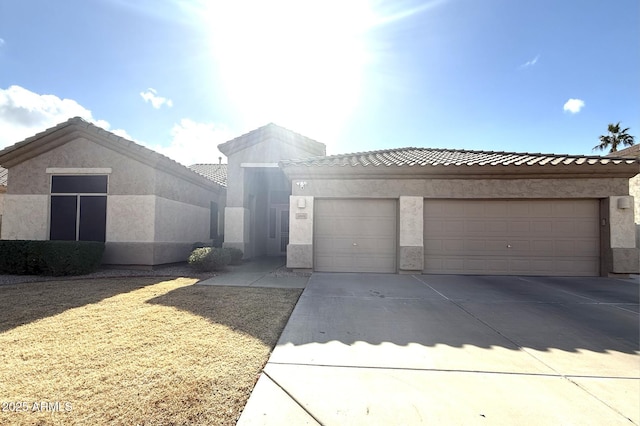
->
[0,86,230,168]
[563,98,585,114]
[140,88,173,109]
[143,119,233,166]
[520,54,540,68]
[0,85,130,149]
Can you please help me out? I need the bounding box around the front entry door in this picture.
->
[267,207,290,256]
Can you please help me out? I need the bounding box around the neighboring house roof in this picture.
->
[0,166,7,187]
[0,117,225,192]
[218,122,326,157]
[606,144,640,159]
[189,164,228,187]
[280,147,640,179]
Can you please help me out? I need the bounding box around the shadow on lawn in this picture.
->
[0,277,164,333]
[146,285,303,347]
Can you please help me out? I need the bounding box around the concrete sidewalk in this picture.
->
[197,257,309,289]
[238,273,640,425]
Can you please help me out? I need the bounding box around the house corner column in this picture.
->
[223,207,250,257]
[287,196,314,270]
[399,196,423,273]
[605,196,639,274]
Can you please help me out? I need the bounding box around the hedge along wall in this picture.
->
[0,240,105,276]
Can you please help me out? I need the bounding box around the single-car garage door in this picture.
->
[423,199,600,276]
[315,199,397,273]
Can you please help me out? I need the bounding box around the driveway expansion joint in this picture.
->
[262,369,325,426]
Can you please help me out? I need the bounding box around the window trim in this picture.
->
[49,174,109,242]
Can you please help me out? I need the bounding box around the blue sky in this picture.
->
[0,0,638,165]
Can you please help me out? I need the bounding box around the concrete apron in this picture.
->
[197,256,308,289]
[238,273,640,425]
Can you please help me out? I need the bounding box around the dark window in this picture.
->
[50,196,78,240]
[51,175,108,194]
[280,210,289,252]
[269,208,276,238]
[210,201,219,239]
[50,175,108,242]
[79,196,107,242]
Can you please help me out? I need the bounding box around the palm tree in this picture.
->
[593,122,635,153]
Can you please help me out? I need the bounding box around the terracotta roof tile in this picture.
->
[280,147,639,168]
[188,164,228,187]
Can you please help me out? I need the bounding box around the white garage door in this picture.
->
[423,199,600,276]
[315,199,397,273]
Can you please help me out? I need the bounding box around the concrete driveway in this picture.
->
[238,273,640,425]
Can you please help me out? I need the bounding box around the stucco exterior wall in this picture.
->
[220,128,326,260]
[630,174,640,246]
[226,139,320,208]
[399,196,424,272]
[154,166,224,208]
[106,195,156,242]
[287,196,314,269]
[0,194,48,240]
[223,207,250,254]
[154,197,211,243]
[291,178,630,198]
[8,138,155,195]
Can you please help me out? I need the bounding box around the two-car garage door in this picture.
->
[423,199,600,276]
[313,198,600,276]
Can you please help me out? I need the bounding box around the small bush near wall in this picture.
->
[223,247,244,265]
[0,241,105,276]
[188,247,232,272]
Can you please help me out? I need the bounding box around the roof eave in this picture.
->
[0,120,226,194]
[280,163,640,181]
[218,124,326,157]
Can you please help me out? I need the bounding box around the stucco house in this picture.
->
[607,144,640,248]
[0,117,638,276]
[0,118,226,266]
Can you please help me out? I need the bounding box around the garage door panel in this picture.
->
[424,199,599,276]
[315,199,397,273]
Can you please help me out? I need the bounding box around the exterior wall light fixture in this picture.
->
[617,197,631,209]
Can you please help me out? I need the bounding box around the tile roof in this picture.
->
[606,144,640,159]
[280,147,639,168]
[189,164,228,187]
[0,166,6,186]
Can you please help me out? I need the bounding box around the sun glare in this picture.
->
[198,0,376,144]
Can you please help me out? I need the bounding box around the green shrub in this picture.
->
[223,247,244,265]
[0,240,105,276]
[188,247,231,272]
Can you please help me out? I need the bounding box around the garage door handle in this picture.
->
[507,245,512,248]
[353,243,358,246]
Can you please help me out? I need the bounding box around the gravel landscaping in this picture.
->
[0,263,217,286]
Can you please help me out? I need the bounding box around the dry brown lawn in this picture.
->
[0,277,302,425]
